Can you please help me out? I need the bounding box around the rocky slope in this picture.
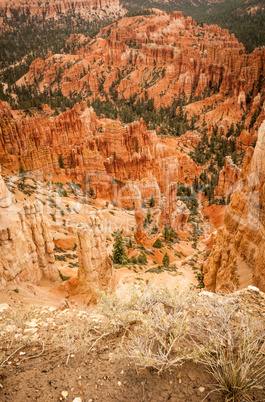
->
[204,119,265,293]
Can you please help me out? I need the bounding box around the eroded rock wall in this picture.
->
[204,119,265,293]
[0,171,58,289]
[0,102,198,198]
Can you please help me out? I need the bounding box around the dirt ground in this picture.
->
[0,342,227,402]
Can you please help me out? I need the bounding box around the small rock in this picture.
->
[188,371,196,381]
[61,390,68,398]
[117,381,122,386]
[199,387,205,393]
[73,399,82,402]
[248,285,259,292]
[24,328,38,334]
[25,321,38,328]
[0,303,9,312]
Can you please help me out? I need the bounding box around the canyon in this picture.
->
[0,6,265,401]
[9,10,264,140]
[0,10,265,298]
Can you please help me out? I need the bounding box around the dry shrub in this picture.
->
[192,294,265,401]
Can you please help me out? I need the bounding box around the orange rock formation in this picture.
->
[16,11,265,116]
[214,156,241,199]
[204,119,265,293]
[0,169,59,289]
[0,0,125,21]
[0,101,199,202]
[75,212,116,303]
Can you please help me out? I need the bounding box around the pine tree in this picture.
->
[58,154,65,169]
[163,226,170,241]
[112,232,126,264]
[162,252,170,267]
[196,267,205,289]
[153,238,162,248]
[89,186,95,198]
[149,196,155,208]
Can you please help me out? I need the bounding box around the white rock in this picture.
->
[248,285,259,292]
[25,321,38,328]
[0,303,10,312]
[117,381,122,386]
[199,387,205,393]
[199,291,214,298]
[24,328,38,334]
[14,334,22,339]
[73,399,82,402]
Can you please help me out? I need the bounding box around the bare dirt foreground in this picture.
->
[1,343,222,402]
[1,285,265,402]
[0,295,219,402]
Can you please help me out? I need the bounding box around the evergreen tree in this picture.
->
[89,186,95,198]
[153,238,162,248]
[149,195,155,208]
[196,266,205,289]
[163,226,170,241]
[112,231,126,264]
[162,252,170,267]
[137,252,147,265]
[58,154,65,169]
